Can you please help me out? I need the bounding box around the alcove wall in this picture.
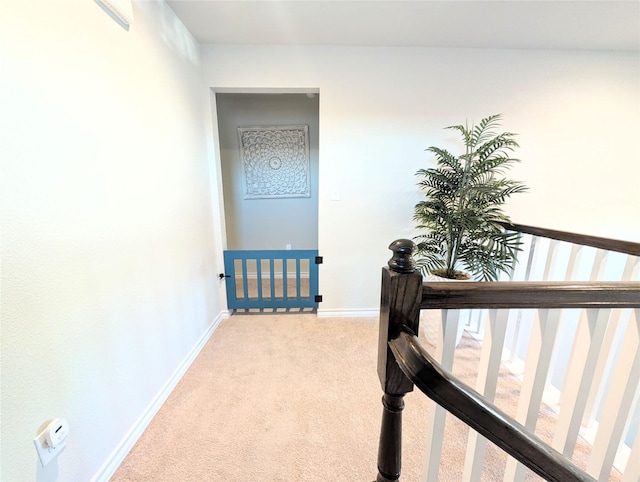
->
[216,93,319,250]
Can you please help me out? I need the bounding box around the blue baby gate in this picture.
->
[222,250,321,310]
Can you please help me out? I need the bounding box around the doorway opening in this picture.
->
[215,92,320,312]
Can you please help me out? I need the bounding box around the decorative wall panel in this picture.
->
[238,125,310,199]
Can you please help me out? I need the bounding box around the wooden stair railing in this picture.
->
[375,238,640,482]
[497,222,640,257]
[390,330,596,482]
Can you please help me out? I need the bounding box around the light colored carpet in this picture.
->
[110,314,618,481]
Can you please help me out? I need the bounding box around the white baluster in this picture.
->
[564,243,584,281]
[421,309,460,482]
[511,233,535,282]
[505,235,538,364]
[621,394,640,481]
[462,309,508,481]
[545,243,584,403]
[552,308,611,456]
[550,246,608,457]
[543,239,562,280]
[510,238,565,477]
[503,308,562,482]
[586,308,640,481]
[583,255,639,428]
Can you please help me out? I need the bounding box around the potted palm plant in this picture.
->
[414,114,527,282]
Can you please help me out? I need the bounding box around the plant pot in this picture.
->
[421,273,470,348]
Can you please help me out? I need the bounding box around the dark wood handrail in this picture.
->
[498,221,640,257]
[375,238,638,482]
[422,281,640,310]
[389,330,597,482]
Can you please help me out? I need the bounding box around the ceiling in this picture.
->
[165,0,640,51]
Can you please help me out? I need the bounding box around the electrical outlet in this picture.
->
[33,427,67,467]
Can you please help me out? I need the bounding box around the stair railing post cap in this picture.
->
[388,239,417,273]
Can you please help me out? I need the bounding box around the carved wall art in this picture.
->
[238,125,310,199]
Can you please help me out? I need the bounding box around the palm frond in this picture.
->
[469,114,503,147]
[413,114,527,280]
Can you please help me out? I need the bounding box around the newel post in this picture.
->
[375,239,423,482]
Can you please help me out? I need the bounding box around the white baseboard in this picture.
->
[91,310,230,482]
[317,308,379,318]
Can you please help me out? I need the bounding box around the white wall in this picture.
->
[1,8,636,477]
[216,93,319,250]
[0,1,224,480]
[202,45,640,315]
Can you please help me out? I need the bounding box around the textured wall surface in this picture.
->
[0,1,223,480]
[203,45,640,314]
